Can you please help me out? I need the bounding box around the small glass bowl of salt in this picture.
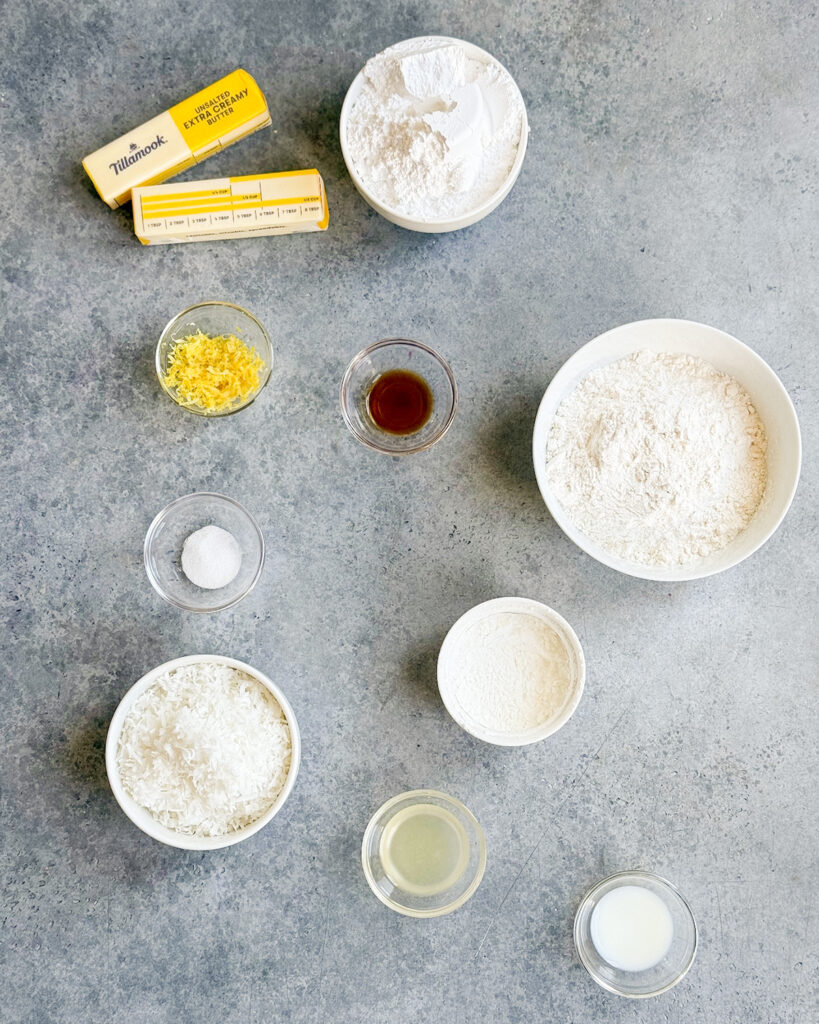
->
[144,492,264,613]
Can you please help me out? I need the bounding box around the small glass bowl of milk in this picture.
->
[573,870,697,998]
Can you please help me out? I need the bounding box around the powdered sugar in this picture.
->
[545,351,768,566]
[345,38,525,220]
[453,612,574,733]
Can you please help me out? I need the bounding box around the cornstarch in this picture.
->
[345,38,525,219]
[545,351,768,566]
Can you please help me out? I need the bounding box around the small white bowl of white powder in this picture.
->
[438,598,585,746]
[106,656,299,850]
[340,36,528,232]
[533,319,802,581]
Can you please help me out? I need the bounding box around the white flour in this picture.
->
[345,38,525,219]
[545,351,768,566]
[454,612,574,733]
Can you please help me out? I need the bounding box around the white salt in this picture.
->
[181,524,242,589]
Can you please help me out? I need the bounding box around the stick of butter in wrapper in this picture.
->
[82,69,271,208]
[132,170,329,245]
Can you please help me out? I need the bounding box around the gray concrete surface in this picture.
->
[1,2,816,1022]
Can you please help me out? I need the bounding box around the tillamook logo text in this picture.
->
[109,134,167,175]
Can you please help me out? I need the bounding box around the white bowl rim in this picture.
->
[143,491,266,614]
[532,317,803,582]
[339,35,529,230]
[437,596,586,746]
[105,654,301,850]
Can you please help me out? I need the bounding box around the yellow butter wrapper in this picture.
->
[82,69,271,208]
[132,170,329,245]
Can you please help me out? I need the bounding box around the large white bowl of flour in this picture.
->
[340,36,528,232]
[532,319,802,581]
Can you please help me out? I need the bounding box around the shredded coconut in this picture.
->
[117,661,292,837]
[453,612,574,733]
[345,38,526,219]
[545,351,768,566]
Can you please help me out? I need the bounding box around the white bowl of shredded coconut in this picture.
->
[340,36,528,232]
[106,656,300,849]
[533,319,802,581]
[438,597,585,746]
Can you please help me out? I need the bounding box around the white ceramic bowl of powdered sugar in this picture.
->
[438,597,586,746]
[533,319,802,582]
[106,655,300,850]
[340,36,528,232]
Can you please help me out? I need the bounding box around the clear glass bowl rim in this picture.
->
[155,300,273,417]
[143,491,265,613]
[361,788,486,918]
[340,338,458,455]
[573,869,698,998]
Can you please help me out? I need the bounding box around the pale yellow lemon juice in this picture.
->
[362,791,485,916]
[379,802,470,896]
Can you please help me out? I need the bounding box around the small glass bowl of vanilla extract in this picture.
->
[340,339,458,455]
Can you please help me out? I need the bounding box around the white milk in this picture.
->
[590,885,674,972]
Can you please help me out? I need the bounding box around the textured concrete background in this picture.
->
[1,1,816,1021]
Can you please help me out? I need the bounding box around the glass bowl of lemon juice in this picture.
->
[361,789,486,918]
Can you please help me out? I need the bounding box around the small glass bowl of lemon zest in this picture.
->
[162,331,264,413]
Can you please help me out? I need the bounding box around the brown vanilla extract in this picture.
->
[367,370,433,435]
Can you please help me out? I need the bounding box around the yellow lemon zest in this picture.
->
[163,331,265,413]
